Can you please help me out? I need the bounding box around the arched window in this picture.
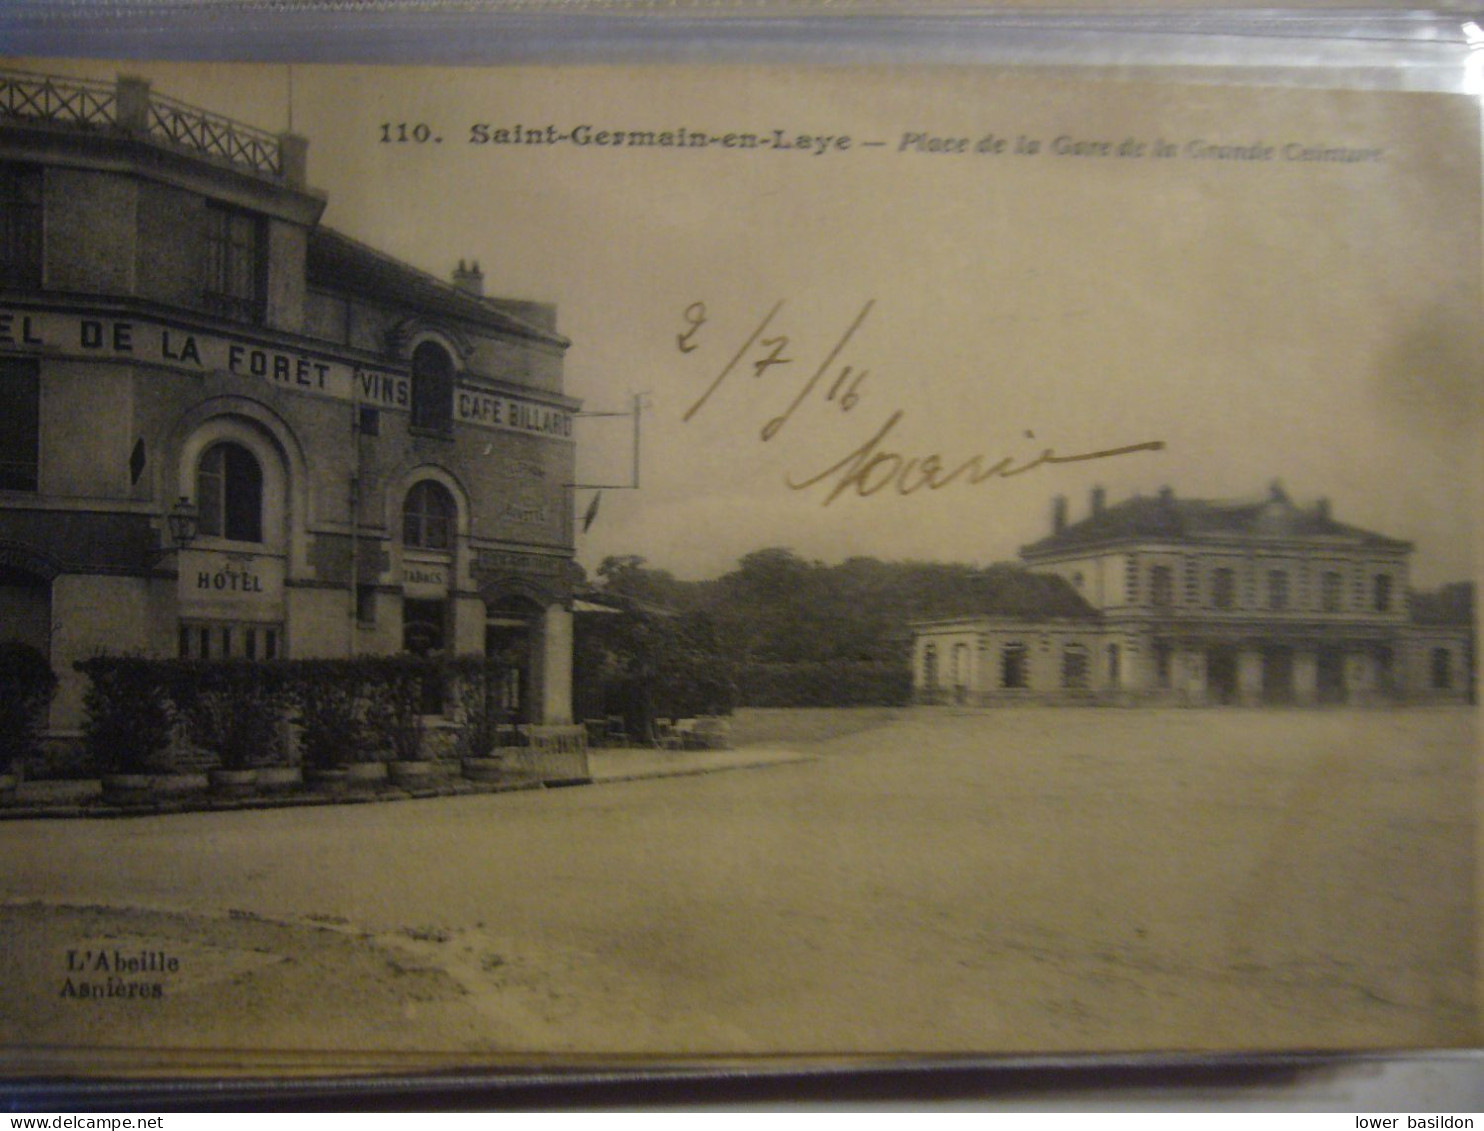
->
[411,341,455,433]
[196,441,262,542]
[403,479,456,550]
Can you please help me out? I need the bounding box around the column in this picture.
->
[1178,647,1207,704]
[1293,650,1318,706]
[1345,651,1372,705]
[540,602,574,725]
[1237,648,1264,706]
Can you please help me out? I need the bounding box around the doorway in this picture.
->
[486,595,541,728]
[1207,646,1238,704]
[1261,646,1295,705]
[1317,647,1345,704]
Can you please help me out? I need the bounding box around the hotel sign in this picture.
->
[0,308,573,442]
[177,550,285,619]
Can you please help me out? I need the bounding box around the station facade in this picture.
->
[0,71,582,736]
[914,484,1473,706]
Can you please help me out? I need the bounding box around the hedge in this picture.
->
[737,661,912,708]
[75,655,504,776]
[0,642,58,775]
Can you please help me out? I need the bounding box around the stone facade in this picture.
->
[0,71,581,735]
[914,483,1473,706]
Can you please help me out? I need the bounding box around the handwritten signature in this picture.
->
[679,299,1165,506]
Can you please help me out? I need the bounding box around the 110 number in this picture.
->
[379,123,439,143]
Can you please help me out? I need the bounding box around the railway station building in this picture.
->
[913,484,1474,707]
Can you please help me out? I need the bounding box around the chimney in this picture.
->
[1090,486,1106,516]
[278,132,309,189]
[115,76,151,135]
[1052,494,1068,533]
[452,259,484,297]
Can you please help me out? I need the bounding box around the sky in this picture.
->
[28,60,1484,585]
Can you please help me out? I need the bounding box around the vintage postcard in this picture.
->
[0,58,1476,1077]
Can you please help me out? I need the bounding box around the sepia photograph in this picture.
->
[0,58,1475,1075]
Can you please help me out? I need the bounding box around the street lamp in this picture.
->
[160,495,199,558]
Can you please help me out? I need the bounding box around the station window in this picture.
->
[0,163,42,289]
[1431,647,1451,690]
[196,441,263,543]
[1061,644,1089,689]
[0,358,39,492]
[1267,569,1289,611]
[1211,567,1235,610]
[1149,565,1173,608]
[922,643,938,690]
[411,342,455,434]
[1321,570,1342,613]
[1001,643,1028,689]
[1373,573,1392,613]
[403,479,456,550]
[203,203,265,323]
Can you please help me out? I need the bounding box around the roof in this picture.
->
[307,227,570,349]
[1022,484,1412,558]
[912,567,1100,625]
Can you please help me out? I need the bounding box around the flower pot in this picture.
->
[461,756,507,783]
[208,768,258,798]
[388,760,436,786]
[345,762,388,787]
[256,766,303,793]
[101,773,157,806]
[304,765,351,790]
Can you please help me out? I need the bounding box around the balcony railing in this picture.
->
[0,70,115,130]
[0,69,292,183]
[146,89,281,177]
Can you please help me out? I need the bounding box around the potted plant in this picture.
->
[174,662,287,798]
[77,656,178,806]
[288,659,364,790]
[370,657,428,787]
[0,642,57,804]
[456,659,509,783]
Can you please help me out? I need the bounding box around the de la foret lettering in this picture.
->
[0,308,574,442]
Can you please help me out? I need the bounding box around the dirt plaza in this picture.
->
[0,706,1474,1070]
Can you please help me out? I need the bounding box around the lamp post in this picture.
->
[152,495,199,563]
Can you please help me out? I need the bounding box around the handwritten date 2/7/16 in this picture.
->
[678,300,1165,506]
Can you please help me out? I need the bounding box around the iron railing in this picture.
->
[146,90,281,177]
[0,70,115,130]
[0,69,283,180]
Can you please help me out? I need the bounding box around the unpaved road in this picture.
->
[0,707,1474,1070]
